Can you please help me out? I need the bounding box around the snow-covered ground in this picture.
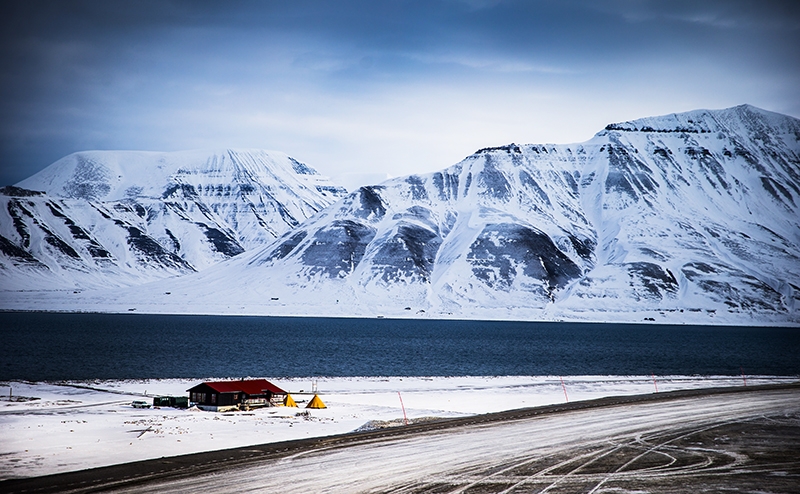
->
[0,375,794,480]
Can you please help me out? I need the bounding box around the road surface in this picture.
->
[3,384,799,493]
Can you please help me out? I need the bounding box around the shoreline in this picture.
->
[1,307,798,328]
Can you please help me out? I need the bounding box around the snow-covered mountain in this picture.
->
[76,104,797,325]
[2,105,798,325]
[0,149,346,289]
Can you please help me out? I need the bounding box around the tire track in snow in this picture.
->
[2,383,798,494]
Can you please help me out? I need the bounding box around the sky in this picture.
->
[1,0,799,191]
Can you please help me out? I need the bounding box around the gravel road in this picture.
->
[3,383,798,493]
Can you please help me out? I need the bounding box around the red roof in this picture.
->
[188,379,286,395]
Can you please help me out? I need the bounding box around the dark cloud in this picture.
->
[1,0,798,186]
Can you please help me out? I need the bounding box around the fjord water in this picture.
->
[1,312,798,380]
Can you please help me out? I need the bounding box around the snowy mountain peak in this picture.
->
[145,105,799,324]
[3,106,799,325]
[1,149,346,289]
[601,104,800,143]
[18,148,341,202]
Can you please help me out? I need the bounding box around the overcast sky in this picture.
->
[2,0,799,190]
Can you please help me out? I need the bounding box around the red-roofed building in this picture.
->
[187,379,287,412]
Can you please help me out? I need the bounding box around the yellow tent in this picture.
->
[283,394,298,407]
[306,394,327,409]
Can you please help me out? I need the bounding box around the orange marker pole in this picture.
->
[560,376,569,403]
[652,373,658,393]
[398,392,408,425]
[741,367,747,387]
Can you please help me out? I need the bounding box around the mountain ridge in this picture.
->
[2,105,799,325]
[1,149,346,289]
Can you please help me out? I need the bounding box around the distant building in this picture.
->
[187,379,287,412]
[153,396,189,408]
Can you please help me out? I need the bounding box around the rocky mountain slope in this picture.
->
[96,104,798,324]
[2,105,798,324]
[0,149,345,289]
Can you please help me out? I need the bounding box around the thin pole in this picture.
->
[652,373,658,393]
[398,392,409,425]
[560,376,569,403]
[741,367,747,387]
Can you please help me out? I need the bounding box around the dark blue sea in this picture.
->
[0,312,798,380]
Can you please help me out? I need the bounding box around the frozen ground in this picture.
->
[0,375,794,480]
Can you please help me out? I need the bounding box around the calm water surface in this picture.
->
[1,312,798,380]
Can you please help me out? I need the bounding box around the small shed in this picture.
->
[153,396,189,408]
[188,379,287,412]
